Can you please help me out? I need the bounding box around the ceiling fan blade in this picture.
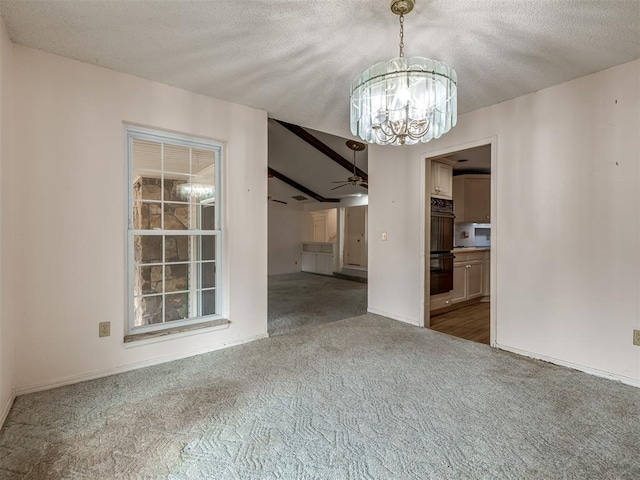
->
[271,199,288,204]
[331,184,350,190]
[331,180,349,184]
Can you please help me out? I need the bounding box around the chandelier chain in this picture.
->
[399,13,404,57]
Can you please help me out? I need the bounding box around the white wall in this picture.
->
[10,46,268,392]
[268,202,304,275]
[369,59,640,384]
[368,147,425,324]
[0,19,14,423]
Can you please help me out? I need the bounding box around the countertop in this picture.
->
[452,247,491,253]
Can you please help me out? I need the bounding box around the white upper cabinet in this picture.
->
[430,160,453,199]
[453,174,491,223]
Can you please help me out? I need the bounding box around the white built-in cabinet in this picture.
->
[430,160,453,199]
[452,174,491,223]
[451,251,486,304]
[301,242,336,276]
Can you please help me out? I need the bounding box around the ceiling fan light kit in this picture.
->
[350,0,457,146]
[331,140,368,190]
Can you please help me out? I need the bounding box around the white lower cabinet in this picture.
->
[430,291,452,311]
[451,263,468,303]
[452,251,487,304]
[301,242,336,276]
[467,261,483,298]
[301,252,316,272]
[315,253,334,274]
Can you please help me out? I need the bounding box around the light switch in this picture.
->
[382,232,388,241]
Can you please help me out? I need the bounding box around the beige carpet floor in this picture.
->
[268,272,367,336]
[1,314,639,479]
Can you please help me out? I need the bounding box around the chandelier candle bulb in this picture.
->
[350,0,457,146]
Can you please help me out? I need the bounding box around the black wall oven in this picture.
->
[430,198,454,296]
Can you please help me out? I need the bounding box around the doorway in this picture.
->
[312,209,337,243]
[425,141,494,346]
[344,205,367,267]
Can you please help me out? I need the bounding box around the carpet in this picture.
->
[268,272,367,336]
[1,314,639,479]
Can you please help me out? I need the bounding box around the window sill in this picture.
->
[124,318,231,347]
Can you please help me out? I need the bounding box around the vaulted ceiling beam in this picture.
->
[268,167,340,203]
[275,120,368,185]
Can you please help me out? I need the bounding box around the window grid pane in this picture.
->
[130,130,221,333]
[134,295,163,327]
[164,292,189,322]
[134,235,163,264]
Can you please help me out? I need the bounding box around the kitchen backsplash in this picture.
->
[454,223,491,248]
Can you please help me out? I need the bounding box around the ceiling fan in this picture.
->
[331,140,367,190]
[268,195,287,205]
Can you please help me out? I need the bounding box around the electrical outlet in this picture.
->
[633,329,640,346]
[99,321,111,338]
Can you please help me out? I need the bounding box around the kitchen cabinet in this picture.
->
[430,160,453,199]
[452,174,490,223]
[430,291,452,311]
[452,251,485,304]
[301,242,336,275]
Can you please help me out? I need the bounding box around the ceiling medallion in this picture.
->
[350,0,457,146]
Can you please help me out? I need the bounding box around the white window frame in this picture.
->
[125,125,223,336]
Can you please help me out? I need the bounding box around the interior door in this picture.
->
[313,216,327,242]
[345,206,366,266]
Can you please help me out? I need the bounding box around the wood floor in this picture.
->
[429,302,490,345]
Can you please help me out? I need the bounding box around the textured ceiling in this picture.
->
[2,1,638,203]
[1,0,639,139]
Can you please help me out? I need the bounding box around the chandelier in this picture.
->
[350,0,457,146]
[178,183,215,201]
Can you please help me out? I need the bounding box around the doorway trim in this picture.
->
[422,135,498,347]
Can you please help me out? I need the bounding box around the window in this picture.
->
[126,126,222,335]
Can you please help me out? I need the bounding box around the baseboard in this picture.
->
[15,332,269,396]
[367,308,420,327]
[496,343,640,388]
[332,272,367,284]
[1,391,16,429]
